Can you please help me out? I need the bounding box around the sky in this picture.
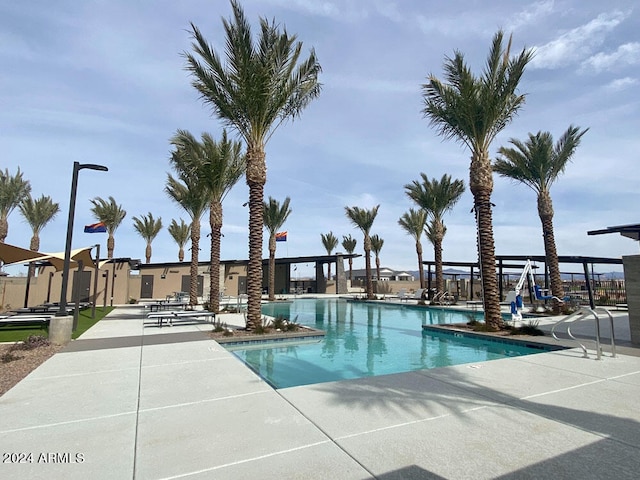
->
[2,0,639,278]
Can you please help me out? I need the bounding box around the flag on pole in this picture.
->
[84,222,107,233]
[275,231,287,242]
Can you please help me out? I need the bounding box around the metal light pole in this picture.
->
[91,243,100,319]
[56,162,108,318]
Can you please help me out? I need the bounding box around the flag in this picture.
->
[84,222,107,233]
[275,231,287,242]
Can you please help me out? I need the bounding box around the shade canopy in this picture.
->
[0,242,49,265]
[2,245,98,271]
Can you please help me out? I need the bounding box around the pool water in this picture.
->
[225,299,550,389]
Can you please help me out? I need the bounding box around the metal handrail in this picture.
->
[551,306,616,360]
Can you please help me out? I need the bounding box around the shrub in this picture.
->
[21,335,50,350]
[212,320,228,333]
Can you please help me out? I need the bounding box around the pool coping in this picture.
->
[422,324,567,351]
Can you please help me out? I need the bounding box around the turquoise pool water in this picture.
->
[225,299,551,389]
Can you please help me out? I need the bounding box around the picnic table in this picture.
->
[146,310,216,328]
[145,301,189,313]
[0,314,52,329]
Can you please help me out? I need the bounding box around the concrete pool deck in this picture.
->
[1,303,639,479]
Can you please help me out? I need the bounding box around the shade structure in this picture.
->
[0,242,49,265]
[3,246,98,271]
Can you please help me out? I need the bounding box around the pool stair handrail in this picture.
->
[551,306,616,360]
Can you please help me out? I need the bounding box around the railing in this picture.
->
[551,306,616,360]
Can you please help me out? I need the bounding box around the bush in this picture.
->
[21,335,50,350]
[212,319,228,333]
[511,320,545,336]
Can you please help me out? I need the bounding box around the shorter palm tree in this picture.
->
[398,209,427,288]
[19,194,60,284]
[494,125,588,312]
[168,219,191,262]
[165,174,209,306]
[0,168,31,244]
[263,196,292,301]
[345,205,379,300]
[405,173,464,295]
[320,232,338,281]
[89,196,127,259]
[341,234,357,282]
[370,234,384,280]
[132,213,163,263]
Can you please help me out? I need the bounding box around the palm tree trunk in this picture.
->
[107,235,115,259]
[539,192,562,313]
[364,235,373,299]
[416,241,424,289]
[145,244,152,264]
[348,258,353,281]
[375,256,381,281]
[190,220,200,306]
[268,234,276,302]
[210,202,223,313]
[434,236,444,294]
[0,216,8,243]
[327,263,331,282]
[27,234,40,282]
[246,145,266,331]
[470,151,502,330]
[178,247,184,262]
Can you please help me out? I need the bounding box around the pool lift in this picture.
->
[507,259,568,321]
[506,260,536,322]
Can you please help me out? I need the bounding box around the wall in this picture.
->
[623,255,639,345]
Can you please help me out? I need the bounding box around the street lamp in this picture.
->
[56,162,108,318]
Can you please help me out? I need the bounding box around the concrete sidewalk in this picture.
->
[1,305,639,479]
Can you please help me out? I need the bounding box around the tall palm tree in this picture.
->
[320,231,338,281]
[370,234,384,281]
[89,196,126,259]
[165,172,209,306]
[398,208,427,288]
[184,0,321,330]
[341,234,357,282]
[494,125,588,312]
[263,196,292,301]
[422,31,532,329]
[0,168,31,244]
[168,218,191,262]
[405,173,465,296]
[19,194,60,279]
[132,212,163,264]
[345,205,379,300]
[170,129,245,313]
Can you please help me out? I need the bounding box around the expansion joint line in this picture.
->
[274,390,379,479]
[131,312,146,480]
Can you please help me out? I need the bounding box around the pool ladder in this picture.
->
[551,306,616,360]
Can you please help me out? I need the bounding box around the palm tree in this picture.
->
[0,168,31,244]
[170,129,245,313]
[370,234,384,280]
[422,31,533,329]
[424,218,447,299]
[165,173,209,306]
[494,125,588,312]
[263,196,292,301]
[320,231,338,281]
[168,219,191,262]
[89,196,126,259]
[405,173,465,297]
[19,194,60,279]
[132,212,163,264]
[341,234,357,282]
[345,205,379,300]
[398,209,427,288]
[184,0,321,330]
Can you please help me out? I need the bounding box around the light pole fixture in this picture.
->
[56,162,108,318]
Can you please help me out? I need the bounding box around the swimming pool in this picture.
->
[225,299,553,389]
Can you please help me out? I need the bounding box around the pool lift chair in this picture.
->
[507,259,568,322]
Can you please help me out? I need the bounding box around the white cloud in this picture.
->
[505,0,555,32]
[530,10,628,69]
[581,42,640,72]
[604,76,639,91]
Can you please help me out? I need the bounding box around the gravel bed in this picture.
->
[0,342,62,397]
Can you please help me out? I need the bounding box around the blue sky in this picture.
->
[2,0,638,277]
